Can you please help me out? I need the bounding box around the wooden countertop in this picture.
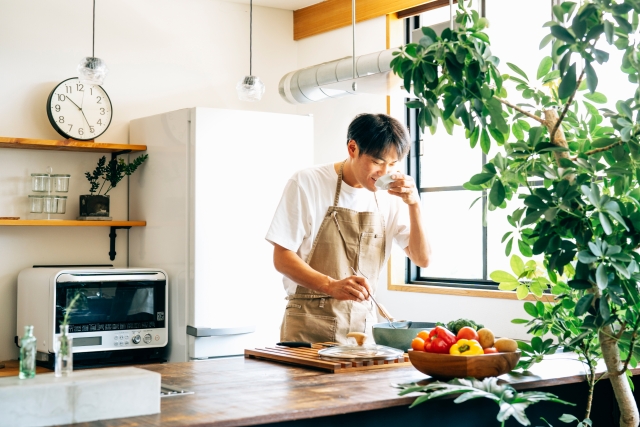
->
[44,352,635,427]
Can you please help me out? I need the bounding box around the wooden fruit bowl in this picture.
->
[408,350,521,379]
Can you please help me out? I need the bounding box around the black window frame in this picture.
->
[403,2,508,291]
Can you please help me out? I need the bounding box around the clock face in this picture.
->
[46,77,113,141]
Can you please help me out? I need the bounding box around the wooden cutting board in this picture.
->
[244,343,410,373]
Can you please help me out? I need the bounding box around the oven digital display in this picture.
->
[74,336,103,347]
[55,281,166,333]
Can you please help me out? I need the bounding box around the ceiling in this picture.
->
[223,0,325,11]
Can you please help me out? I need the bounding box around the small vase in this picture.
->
[19,325,36,380]
[78,194,110,219]
[55,325,73,377]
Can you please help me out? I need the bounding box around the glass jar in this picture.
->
[51,174,71,192]
[54,196,67,214]
[55,325,73,377]
[31,173,50,192]
[43,196,57,214]
[19,325,36,379]
[28,195,44,213]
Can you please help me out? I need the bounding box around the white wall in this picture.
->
[0,0,297,361]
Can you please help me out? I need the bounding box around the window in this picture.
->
[405,0,553,288]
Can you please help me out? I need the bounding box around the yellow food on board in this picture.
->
[347,332,367,346]
[477,328,495,349]
[494,337,518,352]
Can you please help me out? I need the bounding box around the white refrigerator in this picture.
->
[129,108,314,362]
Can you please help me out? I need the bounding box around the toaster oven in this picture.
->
[17,267,168,368]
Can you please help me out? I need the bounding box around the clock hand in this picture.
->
[65,96,82,110]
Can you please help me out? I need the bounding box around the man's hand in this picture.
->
[325,275,372,302]
[387,173,420,205]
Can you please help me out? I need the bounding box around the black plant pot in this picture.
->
[79,195,110,219]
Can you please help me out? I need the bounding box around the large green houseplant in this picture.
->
[392,1,640,425]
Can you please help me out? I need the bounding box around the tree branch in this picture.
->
[580,139,625,157]
[495,97,545,124]
[550,69,586,145]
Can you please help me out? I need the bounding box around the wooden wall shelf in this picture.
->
[0,137,147,153]
[0,220,146,260]
[0,220,145,227]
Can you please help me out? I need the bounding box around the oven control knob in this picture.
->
[132,335,141,344]
[143,334,152,344]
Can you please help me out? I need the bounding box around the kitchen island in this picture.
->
[60,352,640,427]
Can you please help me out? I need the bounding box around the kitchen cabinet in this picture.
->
[0,136,147,260]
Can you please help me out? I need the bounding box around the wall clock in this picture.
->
[46,77,113,141]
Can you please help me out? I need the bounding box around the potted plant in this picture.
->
[393,1,640,425]
[79,154,148,219]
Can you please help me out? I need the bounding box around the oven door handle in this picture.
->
[186,325,255,337]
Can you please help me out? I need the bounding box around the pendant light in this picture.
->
[236,0,265,102]
[77,0,108,85]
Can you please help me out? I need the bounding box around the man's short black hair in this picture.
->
[346,113,410,160]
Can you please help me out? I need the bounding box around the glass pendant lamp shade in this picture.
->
[237,0,264,101]
[77,57,108,85]
[236,75,265,102]
[78,0,108,86]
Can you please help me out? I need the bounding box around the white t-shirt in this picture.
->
[266,163,412,295]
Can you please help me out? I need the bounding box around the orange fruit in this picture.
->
[416,330,430,341]
[411,337,426,351]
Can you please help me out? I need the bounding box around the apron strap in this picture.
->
[334,160,347,207]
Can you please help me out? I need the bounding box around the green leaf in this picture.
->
[567,279,593,290]
[421,26,437,41]
[577,251,598,264]
[524,301,538,317]
[480,128,491,154]
[518,239,533,257]
[507,62,529,81]
[616,100,633,118]
[550,25,576,44]
[511,255,525,277]
[505,238,514,256]
[575,294,594,316]
[539,33,555,49]
[600,297,611,321]
[599,211,613,235]
[405,100,424,109]
[584,92,607,103]
[584,61,597,93]
[512,122,524,140]
[537,57,553,80]
[490,180,506,206]
[596,263,608,289]
[469,126,480,149]
[499,282,520,291]
[490,270,519,283]
[558,63,577,99]
[524,195,548,210]
[516,284,530,299]
[604,20,614,44]
[469,172,495,185]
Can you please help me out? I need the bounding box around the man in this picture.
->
[266,113,431,344]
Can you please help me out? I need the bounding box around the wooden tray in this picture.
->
[244,343,410,373]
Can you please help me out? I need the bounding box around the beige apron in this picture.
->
[280,161,387,344]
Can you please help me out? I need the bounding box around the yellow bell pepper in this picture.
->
[449,339,484,356]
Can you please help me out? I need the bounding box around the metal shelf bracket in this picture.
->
[109,226,131,261]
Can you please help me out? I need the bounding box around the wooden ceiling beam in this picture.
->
[293,0,438,41]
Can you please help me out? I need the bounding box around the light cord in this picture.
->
[250,0,253,76]
[92,0,96,58]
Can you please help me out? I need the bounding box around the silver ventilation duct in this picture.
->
[278,48,402,104]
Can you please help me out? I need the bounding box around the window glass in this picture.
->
[419,191,483,279]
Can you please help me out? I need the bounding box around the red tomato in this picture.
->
[411,337,426,351]
[456,326,479,341]
[483,347,498,354]
[416,330,430,341]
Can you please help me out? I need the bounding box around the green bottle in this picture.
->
[19,325,36,379]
